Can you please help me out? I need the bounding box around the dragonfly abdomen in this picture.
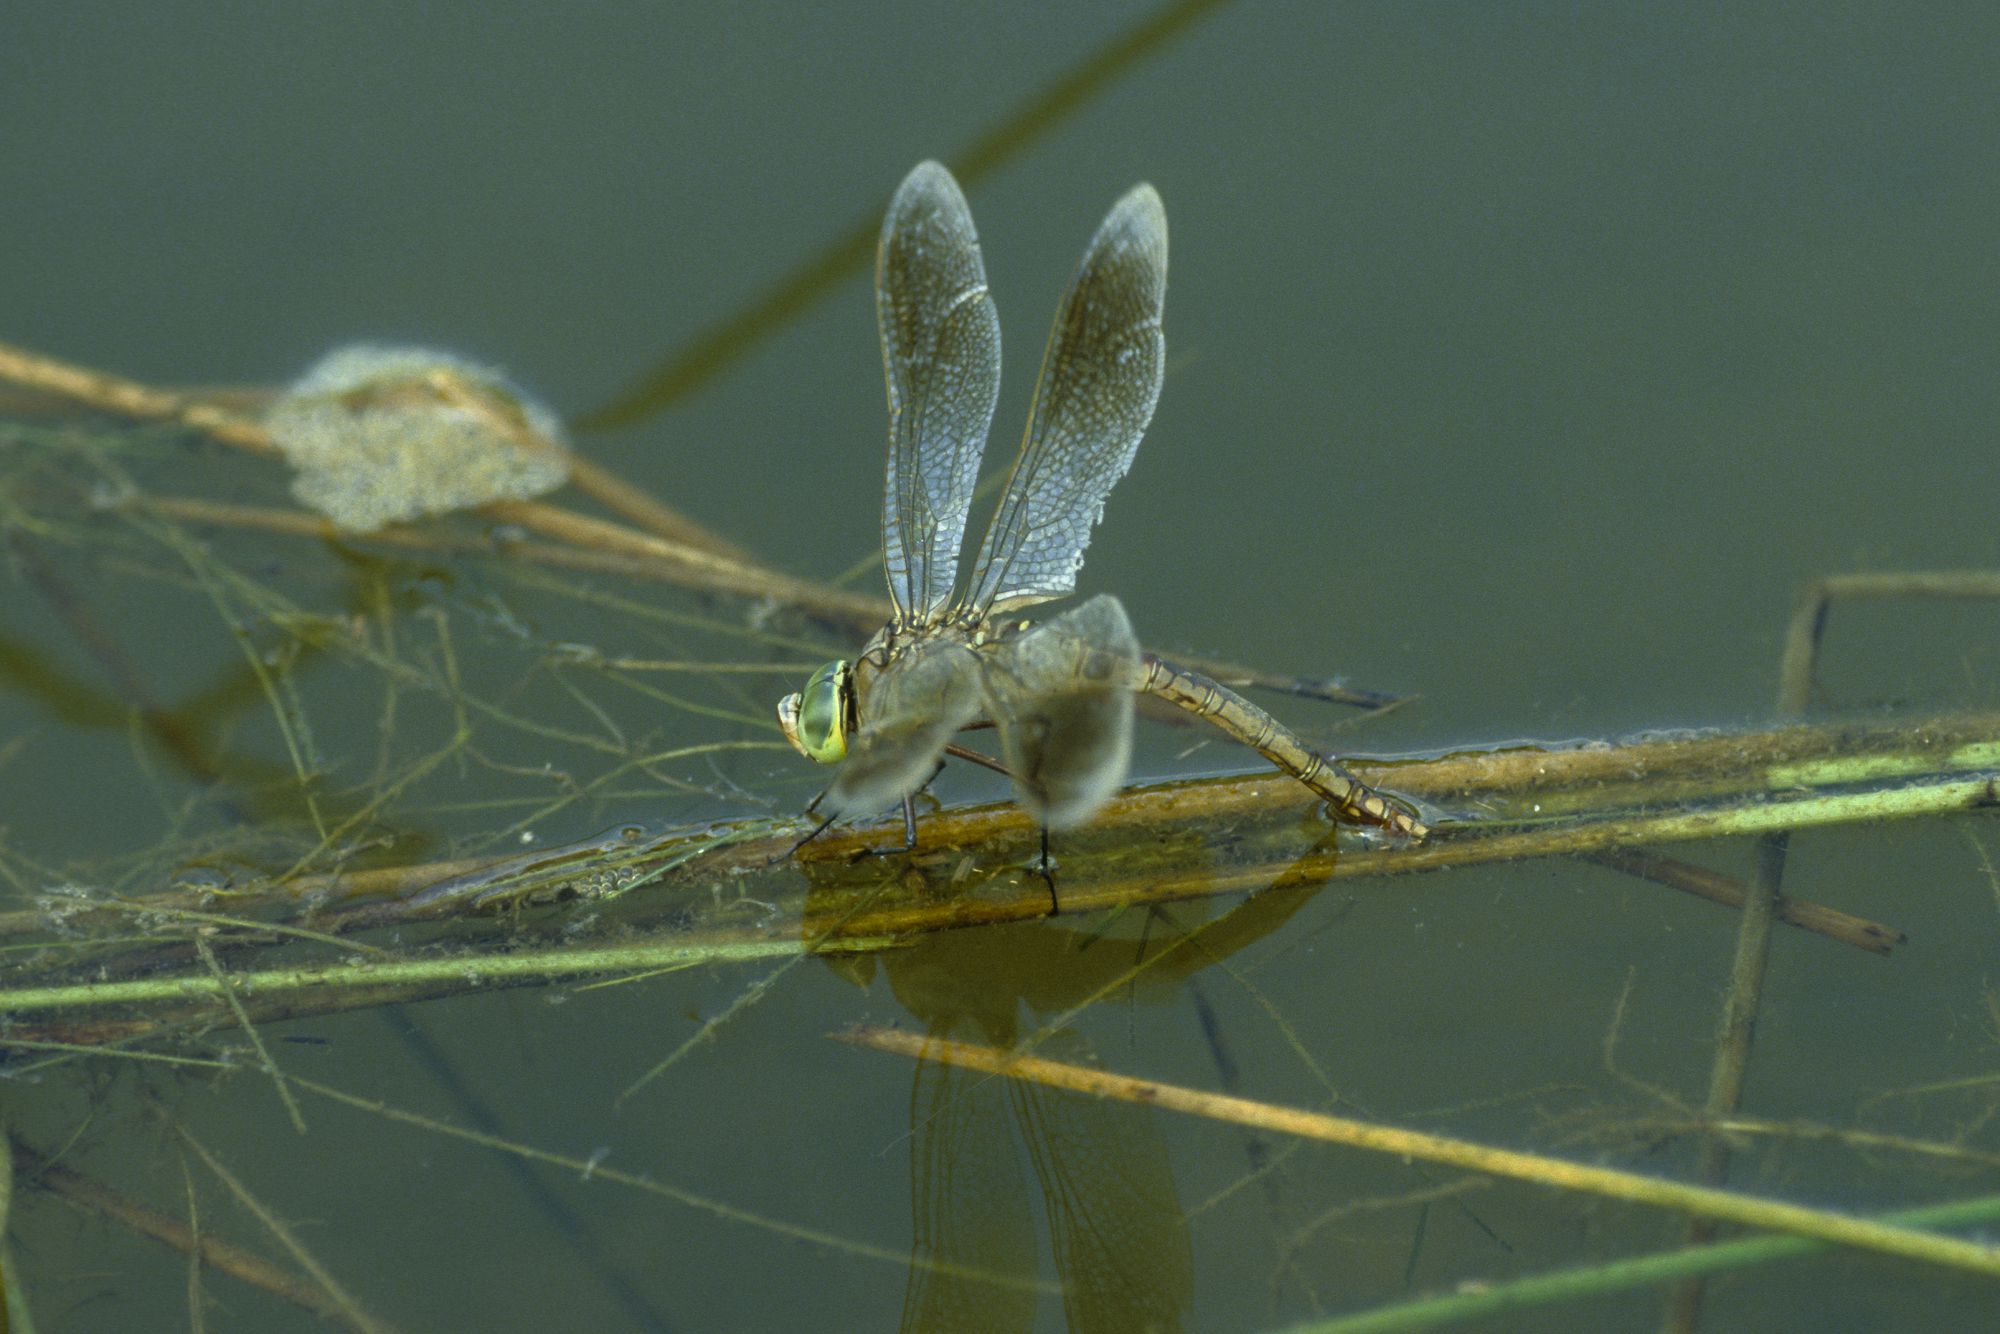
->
[1137,655,1429,840]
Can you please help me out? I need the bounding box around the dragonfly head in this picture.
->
[777,659,852,764]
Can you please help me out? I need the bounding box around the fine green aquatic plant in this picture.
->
[5,276,2000,1329]
[3,9,1998,1318]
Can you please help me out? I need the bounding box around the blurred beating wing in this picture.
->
[982,594,1140,829]
[878,161,1003,623]
[965,183,1167,616]
[826,637,985,819]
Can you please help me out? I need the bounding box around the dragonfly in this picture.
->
[777,161,1427,843]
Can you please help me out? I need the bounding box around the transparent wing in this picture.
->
[965,183,1167,616]
[878,161,1003,623]
[982,595,1140,829]
[899,1027,1034,1334]
[826,638,985,819]
[1012,1027,1194,1333]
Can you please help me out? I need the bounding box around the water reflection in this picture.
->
[805,838,1338,1331]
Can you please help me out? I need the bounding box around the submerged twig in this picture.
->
[1778,570,2000,711]
[1666,567,2000,1326]
[13,1137,356,1324]
[7,529,219,781]
[1586,850,1900,955]
[377,1008,676,1331]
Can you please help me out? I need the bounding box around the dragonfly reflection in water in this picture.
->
[778,161,1427,844]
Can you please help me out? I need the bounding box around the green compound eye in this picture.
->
[778,660,850,764]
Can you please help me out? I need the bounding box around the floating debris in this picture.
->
[266,344,570,532]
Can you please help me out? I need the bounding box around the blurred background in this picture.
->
[8,3,1996,749]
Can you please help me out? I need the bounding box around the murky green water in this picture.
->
[4,5,1999,1330]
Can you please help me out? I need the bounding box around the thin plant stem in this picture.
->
[1280,1192,2000,1333]
[0,340,274,453]
[837,1025,2000,1280]
[180,1156,206,1334]
[285,1073,1059,1297]
[0,338,738,560]
[175,1127,385,1334]
[577,0,1233,430]
[192,935,306,1135]
[4,342,1408,702]
[0,935,819,1015]
[1661,568,2000,1329]
[0,709,1973,1047]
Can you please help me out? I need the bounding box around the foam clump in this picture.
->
[266,344,570,532]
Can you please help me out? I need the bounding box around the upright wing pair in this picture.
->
[778,161,1427,842]
[779,160,1164,830]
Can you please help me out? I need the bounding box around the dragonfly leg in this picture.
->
[891,754,959,852]
[942,741,1012,777]
[777,810,841,863]
[789,757,952,863]
[1037,827,1059,916]
[1137,653,1429,840]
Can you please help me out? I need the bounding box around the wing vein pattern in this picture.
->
[968,183,1167,615]
[878,161,1002,623]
